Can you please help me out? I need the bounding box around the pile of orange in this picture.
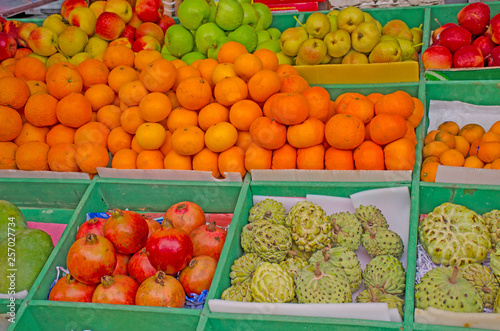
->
[0,40,422,178]
[421,120,500,182]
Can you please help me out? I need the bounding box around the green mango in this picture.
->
[0,200,28,242]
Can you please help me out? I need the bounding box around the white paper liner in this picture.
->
[96,167,242,182]
[250,169,412,182]
[415,307,500,330]
[0,170,90,180]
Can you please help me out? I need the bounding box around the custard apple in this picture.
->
[415,266,483,313]
[495,289,500,313]
[221,282,253,302]
[248,198,287,225]
[279,256,308,280]
[250,221,292,263]
[287,242,313,261]
[355,205,389,231]
[418,203,490,266]
[330,211,363,251]
[361,227,404,259]
[362,255,406,296]
[356,286,405,318]
[240,220,267,252]
[483,209,500,247]
[229,253,262,285]
[490,243,500,278]
[285,200,332,252]
[295,262,352,304]
[250,262,294,303]
[459,263,499,309]
[309,246,362,292]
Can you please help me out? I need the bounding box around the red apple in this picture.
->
[490,13,500,45]
[95,12,126,41]
[17,22,38,48]
[472,35,496,59]
[104,0,134,24]
[135,0,164,23]
[127,11,143,29]
[26,27,58,57]
[135,22,164,44]
[3,21,21,40]
[132,35,161,52]
[487,46,500,67]
[432,22,457,43]
[453,45,484,68]
[119,25,136,44]
[0,32,17,61]
[157,15,175,33]
[422,45,453,69]
[457,2,490,36]
[60,0,88,20]
[439,25,472,53]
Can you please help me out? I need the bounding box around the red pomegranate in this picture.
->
[75,217,107,240]
[163,201,206,235]
[128,247,157,285]
[144,217,162,237]
[178,255,218,295]
[135,271,185,308]
[92,275,139,305]
[190,222,227,261]
[112,253,131,276]
[104,209,149,255]
[48,273,98,302]
[146,219,193,275]
[66,233,117,285]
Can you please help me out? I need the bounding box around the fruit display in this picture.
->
[423,2,500,69]
[421,120,500,182]
[279,6,423,66]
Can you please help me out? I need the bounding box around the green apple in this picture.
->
[255,39,281,53]
[411,25,423,52]
[181,51,207,65]
[84,36,109,58]
[267,28,281,40]
[382,20,413,41]
[363,12,375,23]
[324,29,351,58]
[215,0,244,31]
[374,20,383,35]
[280,26,308,57]
[237,0,251,3]
[27,27,59,57]
[228,24,258,52]
[70,52,93,66]
[305,12,331,39]
[295,38,327,65]
[351,21,380,54]
[162,53,178,61]
[330,56,343,64]
[46,52,69,68]
[57,26,89,57]
[208,1,217,23]
[42,14,67,36]
[241,3,259,27]
[178,0,211,31]
[165,24,195,58]
[253,2,273,31]
[327,10,340,17]
[276,51,293,65]
[329,15,338,32]
[27,53,48,65]
[337,6,365,34]
[342,49,368,64]
[195,22,226,55]
[368,40,402,63]
[207,35,230,60]
[257,30,271,45]
[321,53,332,64]
[68,7,97,37]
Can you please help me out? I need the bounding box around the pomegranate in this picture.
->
[112,253,131,276]
[75,217,107,240]
[144,216,162,237]
[135,271,185,308]
[178,255,218,295]
[128,247,157,285]
[164,201,206,235]
[190,222,227,261]
[48,273,97,302]
[104,209,149,255]
[92,275,139,305]
[146,219,193,275]
[66,233,117,284]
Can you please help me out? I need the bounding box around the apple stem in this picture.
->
[419,24,423,30]
[434,18,442,27]
[413,43,424,48]
[293,15,305,28]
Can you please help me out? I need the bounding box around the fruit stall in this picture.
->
[1,0,500,330]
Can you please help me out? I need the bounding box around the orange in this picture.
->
[424,130,439,145]
[217,41,248,64]
[301,86,331,123]
[229,100,263,131]
[233,53,263,81]
[47,142,80,172]
[484,163,492,169]
[137,150,165,169]
[218,146,246,179]
[46,124,76,147]
[0,142,18,169]
[197,58,219,87]
[166,107,198,133]
[139,92,172,122]
[97,104,122,131]
[439,148,465,167]
[121,106,146,134]
[14,123,49,145]
[26,80,48,95]
[262,92,283,119]
[74,122,110,147]
[353,141,385,170]
[287,118,325,149]
[366,92,383,104]
[374,90,415,119]
[491,159,500,169]
[420,161,440,182]
[335,92,364,106]
[135,122,167,150]
[111,148,138,169]
[140,58,177,93]
[0,106,23,141]
[335,93,374,124]
[463,155,484,168]
[384,138,416,171]
[214,76,248,107]
[24,92,58,127]
[163,150,192,170]
[297,144,325,170]
[134,49,163,72]
[84,84,116,111]
[165,89,181,109]
[1,58,17,72]
[249,117,287,150]
[176,76,212,110]
[205,122,238,153]
[404,121,417,146]
[14,47,33,59]
[324,114,365,150]
[407,97,425,128]
[279,74,310,94]
[272,143,297,170]
[211,62,237,86]
[325,147,354,170]
[45,62,77,82]
[459,123,485,144]
[469,139,480,157]
[107,126,132,155]
[270,92,309,125]
[245,142,272,172]
[171,59,187,68]
[0,76,30,109]
[198,102,230,132]
[102,44,135,69]
[236,130,253,151]
[75,141,110,174]
[434,130,456,149]
[438,121,460,135]
[15,141,50,171]
[0,65,14,79]
[13,56,47,82]
[422,156,440,166]
[108,65,140,93]
[368,113,407,146]
[489,121,500,135]
[477,141,500,163]
[46,66,83,100]
[130,135,144,154]
[172,65,200,91]
[247,69,282,103]
[275,63,298,77]
[119,80,149,107]
[480,131,500,143]
[422,140,449,159]
[253,48,279,71]
[56,92,93,128]
[76,59,109,88]
[171,126,205,156]
[192,147,220,178]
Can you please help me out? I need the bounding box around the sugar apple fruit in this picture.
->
[490,243,500,278]
[250,221,292,263]
[221,282,253,302]
[229,253,262,285]
[418,203,490,266]
[250,262,294,303]
[415,266,483,313]
[240,220,267,252]
[248,198,287,226]
[356,286,405,318]
[295,262,352,304]
[459,263,499,309]
[309,246,362,292]
[495,289,500,313]
[483,209,500,247]
[363,255,406,296]
[287,242,313,261]
[279,255,308,280]
[285,200,332,253]
[361,227,404,259]
[355,205,389,231]
[330,211,363,251]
